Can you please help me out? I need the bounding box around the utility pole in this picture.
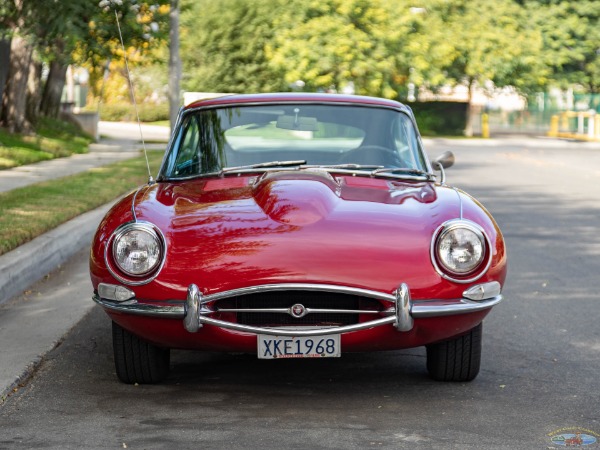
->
[168,0,181,134]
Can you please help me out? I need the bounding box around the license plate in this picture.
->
[258,334,341,359]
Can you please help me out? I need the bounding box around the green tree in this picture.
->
[406,0,547,134]
[174,0,599,134]
[0,0,169,132]
[0,0,35,132]
[181,0,287,94]
[0,2,15,119]
[267,0,403,97]
[81,0,169,98]
[1,0,96,129]
[37,0,100,119]
[528,0,600,93]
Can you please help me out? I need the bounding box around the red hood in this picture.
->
[128,170,483,297]
[91,170,505,300]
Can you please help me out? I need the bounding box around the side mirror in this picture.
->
[431,151,455,184]
[432,151,455,169]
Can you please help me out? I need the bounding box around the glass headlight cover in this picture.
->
[111,224,164,277]
[433,221,488,280]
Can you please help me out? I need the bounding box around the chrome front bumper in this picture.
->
[93,282,502,337]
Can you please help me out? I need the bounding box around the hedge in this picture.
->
[408,101,468,136]
[99,102,169,123]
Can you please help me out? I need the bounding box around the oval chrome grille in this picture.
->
[215,290,384,327]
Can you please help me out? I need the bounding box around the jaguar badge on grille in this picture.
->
[290,303,307,318]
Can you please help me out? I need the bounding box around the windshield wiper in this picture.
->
[370,167,431,178]
[220,160,307,175]
[314,164,384,170]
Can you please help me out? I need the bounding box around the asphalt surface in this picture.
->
[0,131,600,401]
[1,133,600,449]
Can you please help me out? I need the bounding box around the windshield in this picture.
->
[160,103,428,179]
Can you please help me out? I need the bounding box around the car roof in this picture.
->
[184,92,412,114]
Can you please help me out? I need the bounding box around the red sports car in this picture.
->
[90,93,507,384]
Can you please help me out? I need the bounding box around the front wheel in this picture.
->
[112,321,170,384]
[426,323,482,382]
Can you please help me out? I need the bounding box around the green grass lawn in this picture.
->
[145,120,170,127]
[0,150,164,256]
[0,117,92,170]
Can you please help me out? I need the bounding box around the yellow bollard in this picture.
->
[561,113,568,130]
[548,115,559,137]
[481,113,489,138]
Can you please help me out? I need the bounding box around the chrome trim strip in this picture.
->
[200,283,397,304]
[198,315,397,337]
[93,294,502,321]
[94,278,503,337]
[130,186,146,223]
[161,167,432,183]
[451,186,464,220]
[216,308,380,315]
[411,295,502,317]
[93,294,185,318]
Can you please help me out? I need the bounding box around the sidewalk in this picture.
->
[0,130,168,302]
[0,139,141,193]
[0,123,169,402]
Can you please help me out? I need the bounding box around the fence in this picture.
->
[474,92,600,138]
[547,110,600,141]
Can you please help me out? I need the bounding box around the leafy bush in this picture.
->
[97,103,133,122]
[99,102,169,123]
[408,102,468,136]
[138,103,169,123]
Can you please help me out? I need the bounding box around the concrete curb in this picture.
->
[0,246,97,404]
[1,352,45,404]
[0,202,113,306]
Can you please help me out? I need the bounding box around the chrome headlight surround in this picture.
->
[105,221,166,286]
[431,219,492,284]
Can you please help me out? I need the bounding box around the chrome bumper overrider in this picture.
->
[93,282,502,337]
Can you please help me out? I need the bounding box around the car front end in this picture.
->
[90,93,507,383]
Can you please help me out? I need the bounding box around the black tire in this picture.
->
[112,321,170,384]
[426,323,482,382]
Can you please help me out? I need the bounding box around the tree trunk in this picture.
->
[1,35,33,133]
[40,60,68,119]
[168,0,181,133]
[0,37,11,121]
[464,77,475,137]
[26,57,42,125]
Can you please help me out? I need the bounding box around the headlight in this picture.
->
[432,220,490,282]
[108,223,165,281]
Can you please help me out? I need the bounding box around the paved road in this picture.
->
[1,138,599,449]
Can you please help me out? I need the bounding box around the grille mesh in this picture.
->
[216,291,383,326]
